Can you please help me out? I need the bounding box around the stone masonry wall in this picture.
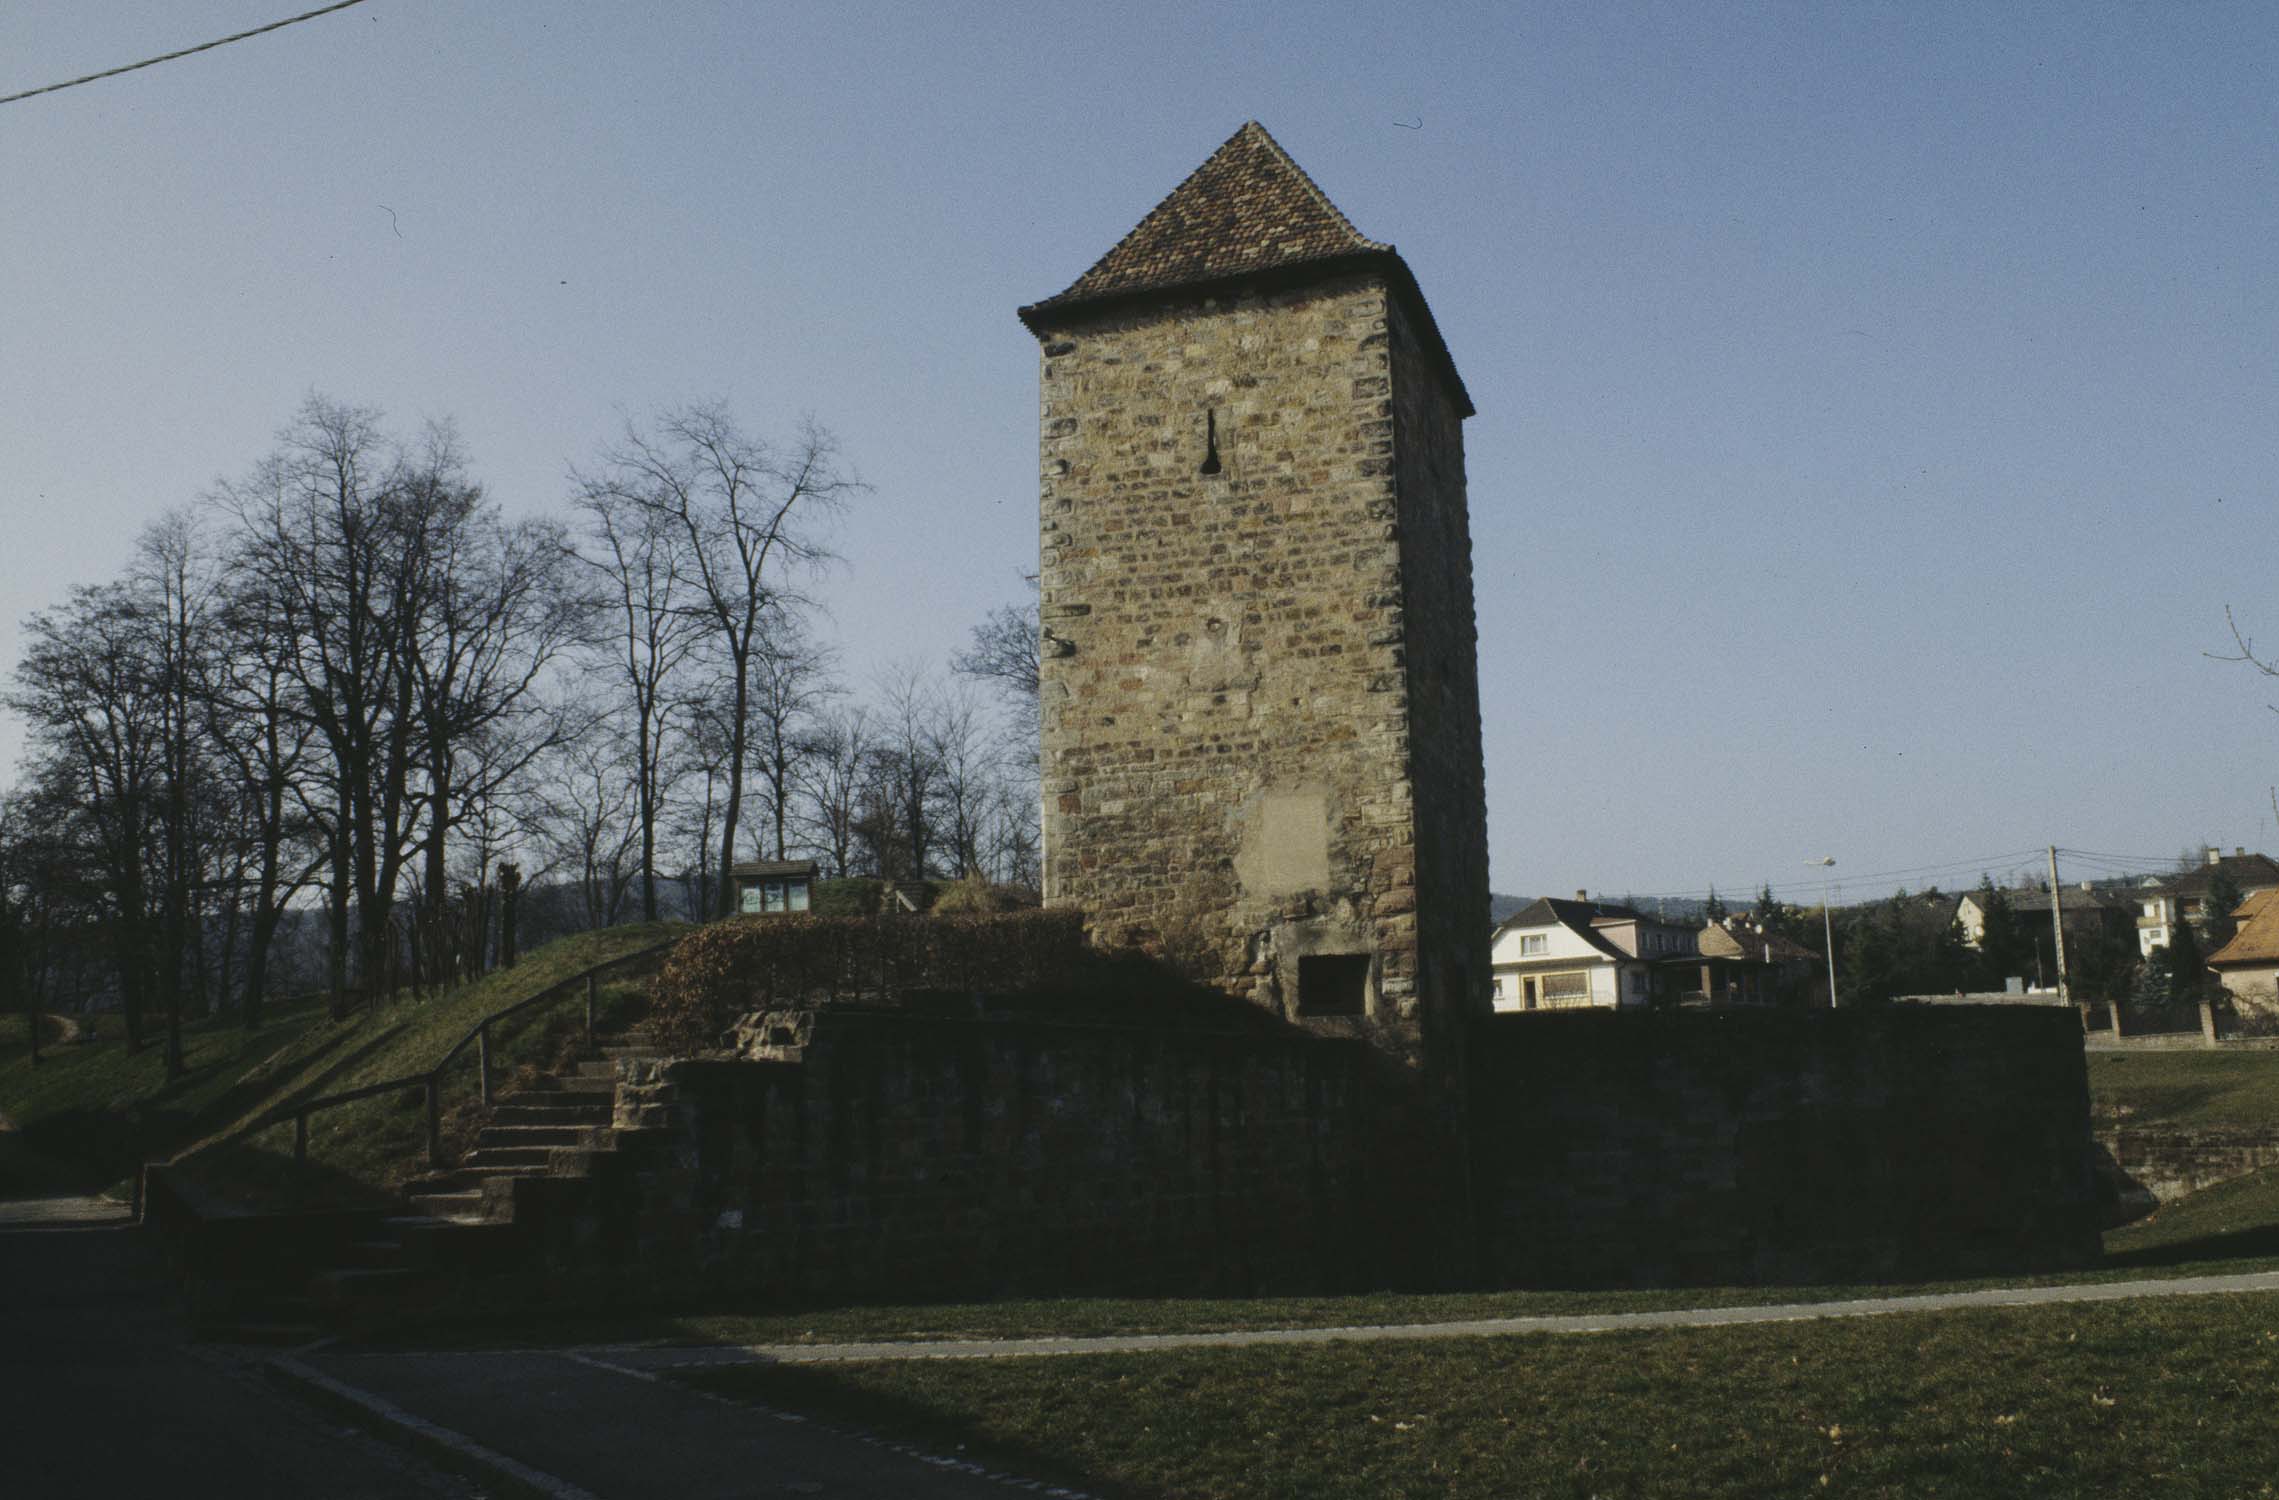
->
[1472,1006,2103,1286]
[1035,273,1476,1076]
[2093,1125,2279,1220]
[526,1007,1419,1300]
[1386,289,1493,1090]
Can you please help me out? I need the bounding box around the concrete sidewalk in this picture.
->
[281,1346,1091,1499]
[582,1266,2279,1372]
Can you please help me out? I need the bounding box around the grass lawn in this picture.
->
[2106,1162,2279,1267]
[0,922,682,1205]
[2087,1049,2279,1130]
[678,1293,2279,1499]
[0,997,335,1195]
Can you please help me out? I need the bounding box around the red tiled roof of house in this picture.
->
[1018,122,1474,416]
[1027,121,1387,314]
[2209,887,2279,968]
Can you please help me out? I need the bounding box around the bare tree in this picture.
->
[924,682,999,879]
[868,663,950,881]
[218,398,426,1004]
[204,538,325,1027]
[529,730,642,932]
[571,473,702,921]
[954,577,1042,877]
[743,617,837,863]
[953,574,1041,748]
[8,583,167,1056]
[405,486,582,972]
[131,513,220,1071]
[217,397,570,1004]
[585,404,858,917]
[0,811,31,1066]
[796,707,872,878]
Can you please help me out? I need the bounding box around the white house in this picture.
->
[1489,895,1700,1012]
[2136,848,2279,957]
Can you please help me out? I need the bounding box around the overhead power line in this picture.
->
[1591,842,2226,908]
[1606,848,2051,906]
[0,0,370,107]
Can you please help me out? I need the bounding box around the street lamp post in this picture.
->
[1809,857,1838,1008]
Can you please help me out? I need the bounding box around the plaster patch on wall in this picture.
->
[1236,788,1333,898]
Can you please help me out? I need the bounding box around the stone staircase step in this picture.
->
[461,1145,559,1170]
[506,1081,613,1103]
[392,1047,648,1234]
[408,1190,489,1222]
[404,1161,541,1187]
[474,1124,597,1149]
[490,1102,611,1127]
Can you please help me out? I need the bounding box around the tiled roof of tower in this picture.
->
[1028,121,1391,312]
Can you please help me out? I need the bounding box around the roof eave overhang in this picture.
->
[1019,248,1475,419]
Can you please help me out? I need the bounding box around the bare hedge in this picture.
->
[647,909,1089,1052]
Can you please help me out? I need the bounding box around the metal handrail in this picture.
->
[253,938,676,1169]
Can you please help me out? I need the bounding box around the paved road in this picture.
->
[0,1195,479,1500]
[287,1346,1089,1499]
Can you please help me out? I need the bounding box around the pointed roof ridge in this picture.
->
[1027,120,1390,314]
[1228,119,1388,255]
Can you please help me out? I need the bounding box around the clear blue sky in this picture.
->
[4,1,2276,905]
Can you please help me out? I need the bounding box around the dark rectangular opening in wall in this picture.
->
[1298,954,1369,1017]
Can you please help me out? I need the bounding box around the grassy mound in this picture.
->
[2087,1050,2279,1130]
[0,922,682,1208]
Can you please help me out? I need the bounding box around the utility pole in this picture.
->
[1823,899,1838,1008]
[2047,846,2071,1006]
[1808,856,1839,1008]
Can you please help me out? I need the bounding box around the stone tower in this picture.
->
[1018,122,1490,1082]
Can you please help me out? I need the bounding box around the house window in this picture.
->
[1297,954,1369,1017]
[1538,971,1592,1008]
[1630,972,1648,996]
[1520,934,1547,956]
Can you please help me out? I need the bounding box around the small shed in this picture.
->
[732,859,819,916]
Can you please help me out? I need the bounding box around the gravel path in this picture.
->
[567,1268,2279,1371]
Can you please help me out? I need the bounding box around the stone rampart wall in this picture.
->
[512,1002,2104,1300]
[2095,1125,2279,1211]
[526,1006,1447,1300]
[1471,1006,2102,1287]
